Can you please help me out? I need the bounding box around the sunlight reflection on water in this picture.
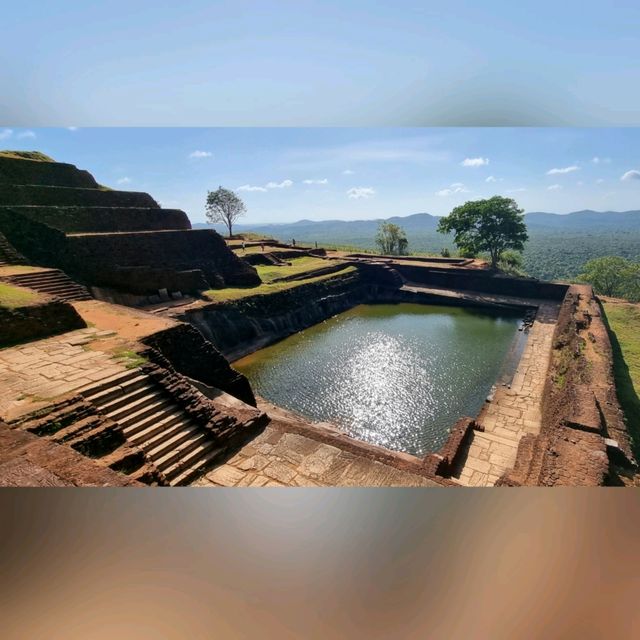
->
[235,304,522,456]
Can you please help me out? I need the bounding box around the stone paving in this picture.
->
[194,425,440,487]
[453,301,559,486]
[0,327,126,421]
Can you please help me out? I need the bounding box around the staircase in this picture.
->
[382,265,406,287]
[0,232,26,266]
[80,369,224,486]
[1,268,92,301]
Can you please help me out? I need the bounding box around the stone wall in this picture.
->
[0,206,260,292]
[181,270,368,359]
[141,324,257,407]
[394,264,569,300]
[64,229,260,289]
[2,205,190,233]
[498,284,632,486]
[0,425,140,487]
[0,184,159,207]
[0,157,100,188]
[0,298,86,347]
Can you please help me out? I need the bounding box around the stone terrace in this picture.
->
[0,300,176,421]
[453,301,560,486]
[196,424,440,487]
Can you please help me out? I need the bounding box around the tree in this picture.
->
[375,222,409,255]
[437,196,528,269]
[205,187,246,237]
[579,256,636,298]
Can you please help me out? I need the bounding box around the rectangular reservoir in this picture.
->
[234,303,525,456]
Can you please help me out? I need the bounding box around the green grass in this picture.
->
[0,150,55,162]
[0,282,40,309]
[602,301,640,457]
[113,349,148,369]
[205,267,356,302]
[256,256,336,283]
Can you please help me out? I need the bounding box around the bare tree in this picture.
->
[205,186,246,237]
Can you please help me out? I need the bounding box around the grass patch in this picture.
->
[602,301,640,457]
[113,349,148,369]
[256,256,336,283]
[205,267,356,302]
[0,150,55,162]
[0,282,41,309]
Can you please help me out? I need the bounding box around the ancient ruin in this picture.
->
[0,152,634,486]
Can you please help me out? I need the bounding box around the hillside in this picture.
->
[196,210,640,281]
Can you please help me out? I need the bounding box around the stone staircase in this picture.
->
[80,369,224,486]
[0,232,26,266]
[384,265,406,287]
[1,269,92,301]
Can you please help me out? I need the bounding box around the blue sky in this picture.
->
[2,127,639,223]
[1,1,639,126]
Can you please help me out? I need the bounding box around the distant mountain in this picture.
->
[194,209,640,282]
[194,209,640,239]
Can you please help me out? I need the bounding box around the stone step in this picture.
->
[121,400,178,437]
[472,429,519,449]
[106,391,168,426]
[9,270,66,280]
[12,280,86,292]
[11,280,88,292]
[166,442,223,486]
[97,382,157,415]
[145,422,203,464]
[5,269,92,301]
[127,410,188,447]
[79,368,142,397]
[84,373,150,406]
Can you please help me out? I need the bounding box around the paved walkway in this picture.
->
[453,301,559,486]
[0,328,126,421]
[194,424,440,487]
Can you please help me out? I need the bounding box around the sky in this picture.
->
[1,1,639,127]
[1,127,639,224]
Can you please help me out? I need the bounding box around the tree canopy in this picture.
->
[580,256,640,301]
[375,222,409,255]
[437,196,528,269]
[205,187,246,237]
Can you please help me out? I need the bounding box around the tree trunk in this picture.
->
[227,221,233,238]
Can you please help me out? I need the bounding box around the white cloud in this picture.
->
[189,150,212,158]
[485,175,502,183]
[67,127,79,131]
[436,183,469,197]
[17,130,36,139]
[596,178,605,184]
[547,184,562,191]
[577,181,584,186]
[347,187,375,199]
[546,165,579,175]
[237,184,268,192]
[303,178,328,185]
[592,156,611,164]
[0,128,13,140]
[620,169,640,182]
[461,157,489,167]
[116,177,132,185]
[266,179,293,189]
[342,169,355,175]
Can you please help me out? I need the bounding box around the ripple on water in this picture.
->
[234,304,523,456]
